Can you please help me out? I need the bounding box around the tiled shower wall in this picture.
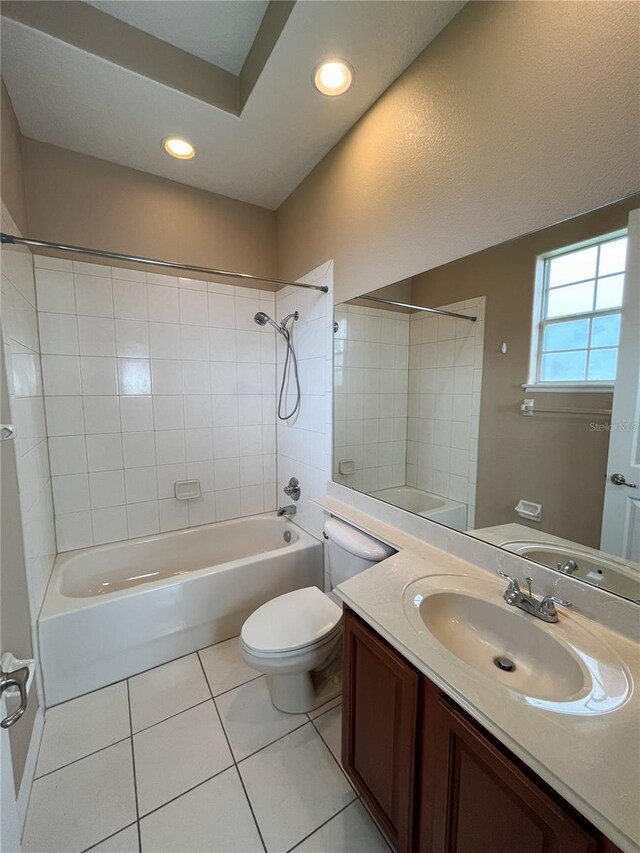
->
[276,262,333,540]
[0,204,56,623]
[35,256,278,551]
[333,304,409,493]
[407,297,485,528]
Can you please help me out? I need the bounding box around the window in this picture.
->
[530,231,627,387]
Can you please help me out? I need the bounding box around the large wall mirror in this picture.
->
[333,195,640,603]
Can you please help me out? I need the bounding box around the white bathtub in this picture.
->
[368,485,467,531]
[39,514,323,705]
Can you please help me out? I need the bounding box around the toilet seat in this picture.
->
[241,586,342,656]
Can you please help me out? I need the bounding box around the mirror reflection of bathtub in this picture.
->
[367,485,466,531]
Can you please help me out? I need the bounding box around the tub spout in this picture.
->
[277,505,297,517]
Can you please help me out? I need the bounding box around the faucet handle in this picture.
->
[546,595,572,608]
[496,570,520,592]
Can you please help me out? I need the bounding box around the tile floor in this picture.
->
[23,638,390,853]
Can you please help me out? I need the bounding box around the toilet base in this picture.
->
[267,667,342,714]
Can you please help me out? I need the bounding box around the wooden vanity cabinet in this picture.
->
[341,607,622,853]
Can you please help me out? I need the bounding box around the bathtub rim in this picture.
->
[40,512,320,618]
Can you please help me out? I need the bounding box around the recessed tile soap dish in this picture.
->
[174,479,201,500]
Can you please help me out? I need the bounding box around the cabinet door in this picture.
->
[342,608,419,852]
[419,681,599,853]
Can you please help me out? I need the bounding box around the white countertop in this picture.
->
[318,497,640,853]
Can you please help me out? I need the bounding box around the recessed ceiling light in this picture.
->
[163,137,196,160]
[313,59,353,96]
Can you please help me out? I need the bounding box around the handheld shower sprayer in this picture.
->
[253,310,301,420]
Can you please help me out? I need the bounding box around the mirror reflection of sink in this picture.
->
[502,541,640,603]
[402,574,630,713]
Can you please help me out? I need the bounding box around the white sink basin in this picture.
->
[402,574,630,713]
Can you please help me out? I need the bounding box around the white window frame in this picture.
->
[526,229,627,392]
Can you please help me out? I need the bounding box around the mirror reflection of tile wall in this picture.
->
[333,299,485,531]
[333,306,409,492]
[407,298,485,528]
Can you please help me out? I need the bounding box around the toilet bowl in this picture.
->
[240,518,395,713]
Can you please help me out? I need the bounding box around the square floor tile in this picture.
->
[199,637,260,696]
[88,824,140,853]
[23,740,136,853]
[293,800,389,852]
[134,701,233,815]
[140,767,263,853]
[239,723,356,852]
[36,682,130,777]
[313,705,342,767]
[216,676,307,761]
[128,654,210,732]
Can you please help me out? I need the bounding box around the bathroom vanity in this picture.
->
[342,607,623,853]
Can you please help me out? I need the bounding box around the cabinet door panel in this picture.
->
[342,608,419,852]
[421,684,598,853]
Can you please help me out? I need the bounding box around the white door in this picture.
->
[1,339,24,852]
[601,208,640,561]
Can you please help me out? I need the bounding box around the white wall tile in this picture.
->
[75,275,113,317]
[118,358,151,395]
[148,284,179,322]
[155,430,186,465]
[78,316,116,357]
[153,396,184,430]
[113,280,148,320]
[35,268,76,314]
[92,506,128,545]
[89,470,126,509]
[127,501,160,537]
[149,323,180,358]
[38,313,79,355]
[115,319,150,358]
[55,511,93,551]
[120,396,153,432]
[41,355,82,396]
[179,289,208,326]
[49,436,88,475]
[125,467,158,503]
[122,431,156,468]
[81,356,119,395]
[86,433,123,472]
[52,473,91,514]
[45,396,85,436]
[83,396,121,434]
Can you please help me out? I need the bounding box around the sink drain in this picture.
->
[494,656,516,672]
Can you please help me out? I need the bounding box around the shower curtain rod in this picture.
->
[0,233,329,293]
[360,294,476,321]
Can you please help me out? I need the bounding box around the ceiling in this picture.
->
[86,1,269,74]
[1,1,465,210]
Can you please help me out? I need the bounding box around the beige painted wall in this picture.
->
[411,196,640,548]
[277,1,640,302]
[0,79,27,233]
[22,138,278,284]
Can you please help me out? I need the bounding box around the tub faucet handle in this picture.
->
[283,477,301,501]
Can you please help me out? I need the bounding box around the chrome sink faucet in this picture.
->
[277,505,297,517]
[496,570,571,623]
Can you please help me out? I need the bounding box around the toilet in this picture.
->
[240,517,395,713]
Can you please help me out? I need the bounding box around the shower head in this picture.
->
[254,311,282,333]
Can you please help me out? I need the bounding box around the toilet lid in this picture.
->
[241,587,342,655]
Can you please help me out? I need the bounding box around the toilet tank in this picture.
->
[324,517,396,588]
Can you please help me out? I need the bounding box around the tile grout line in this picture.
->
[80,821,139,853]
[126,679,143,853]
[285,800,356,853]
[196,651,268,853]
[33,734,133,781]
